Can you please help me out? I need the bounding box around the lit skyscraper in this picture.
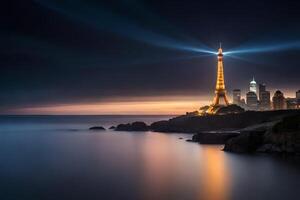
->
[258,83,271,110]
[272,90,285,110]
[286,98,297,109]
[296,90,300,102]
[246,91,258,110]
[258,84,266,100]
[249,77,257,94]
[232,89,241,105]
[296,90,300,108]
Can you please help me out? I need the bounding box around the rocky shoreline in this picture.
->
[90,110,300,155]
[191,131,240,144]
[224,114,300,155]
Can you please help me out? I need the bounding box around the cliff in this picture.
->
[150,110,300,133]
[224,114,300,154]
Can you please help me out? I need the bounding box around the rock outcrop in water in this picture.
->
[224,114,300,154]
[192,131,240,144]
[89,126,106,131]
[115,121,149,131]
[223,131,265,153]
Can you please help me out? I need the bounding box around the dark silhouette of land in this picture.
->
[107,109,300,154]
[115,121,149,131]
[150,110,300,133]
[224,114,300,154]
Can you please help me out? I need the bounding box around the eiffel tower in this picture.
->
[206,44,229,114]
[212,44,229,106]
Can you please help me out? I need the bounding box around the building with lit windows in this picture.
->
[249,77,257,94]
[258,83,271,110]
[296,90,300,108]
[232,89,241,105]
[272,90,285,110]
[246,91,258,110]
[286,98,298,109]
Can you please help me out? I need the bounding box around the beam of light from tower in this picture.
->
[225,54,267,66]
[4,33,214,69]
[118,0,213,50]
[34,0,215,55]
[224,41,300,55]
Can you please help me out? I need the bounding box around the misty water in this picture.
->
[0,115,300,200]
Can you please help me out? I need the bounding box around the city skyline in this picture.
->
[5,51,299,115]
[2,56,300,115]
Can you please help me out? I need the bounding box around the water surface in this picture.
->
[0,115,299,200]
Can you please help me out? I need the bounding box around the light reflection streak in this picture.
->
[139,136,232,200]
[139,133,174,200]
[198,146,231,200]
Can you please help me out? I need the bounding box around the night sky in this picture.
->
[2,0,300,114]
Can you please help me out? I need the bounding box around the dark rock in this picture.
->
[272,114,300,133]
[223,131,266,153]
[224,114,300,154]
[150,120,171,132]
[115,124,131,131]
[179,137,183,139]
[256,144,282,153]
[115,121,149,131]
[109,126,116,129]
[89,126,106,131]
[150,110,300,133]
[192,131,240,144]
[263,115,300,154]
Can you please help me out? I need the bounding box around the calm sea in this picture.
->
[0,115,299,200]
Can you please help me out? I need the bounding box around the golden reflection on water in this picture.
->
[139,133,231,200]
[140,133,175,199]
[198,146,231,200]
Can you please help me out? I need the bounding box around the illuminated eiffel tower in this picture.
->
[206,44,229,114]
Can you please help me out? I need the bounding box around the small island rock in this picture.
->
[115,121,149,131]
[89,126,106,131]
